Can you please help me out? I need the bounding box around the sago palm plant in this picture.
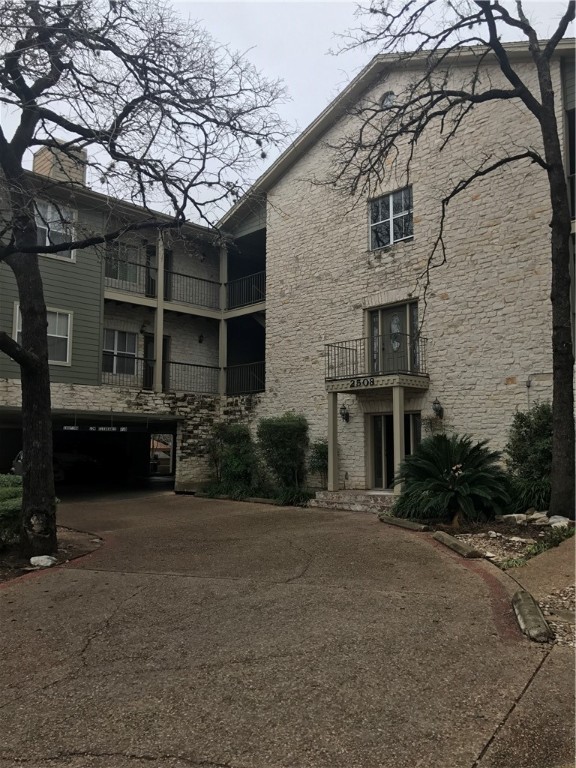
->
[393,434,510,526]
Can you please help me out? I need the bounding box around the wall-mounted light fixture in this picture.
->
[339,404,350,423]
[198,334,204,344]
[432,398,444,419]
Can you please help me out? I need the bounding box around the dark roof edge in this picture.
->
[23,170,219,243]
[219,38,575,231]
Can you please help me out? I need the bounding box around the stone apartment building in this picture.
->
[220,40,575,506]
[0,148,266,489]
[1,41,574,502]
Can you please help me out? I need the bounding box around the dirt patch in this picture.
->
[0,526,102,585]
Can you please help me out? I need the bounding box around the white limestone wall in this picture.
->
[253,57,560,488]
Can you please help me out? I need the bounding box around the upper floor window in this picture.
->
[105,242,139,284]
[15,305,72,365]
[370,186,413,250]
[35,201,75,260]
[380,91,395,109]
[102,329,137,375]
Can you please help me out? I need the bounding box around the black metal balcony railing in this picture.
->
[104,260,157,298]
[165,361,219,394]
[105,259,266,312]
[164,272,220,309]
[102,357,265,395]
[101,355,155,389]
[227,271,266,310]
[325,334,428,380]
[226,361,265,395]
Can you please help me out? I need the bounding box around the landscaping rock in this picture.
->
[29,555,57,568]
[534,518,551,526]
[487,530,501,538]
[549,516,572,528]
[526,512,548,522]
[502,514,527,523]
[512,590,554,643]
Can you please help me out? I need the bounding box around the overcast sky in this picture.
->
[1,1,571,191]
[177,1,574,178]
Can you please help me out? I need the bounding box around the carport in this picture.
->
[0,406,179,489]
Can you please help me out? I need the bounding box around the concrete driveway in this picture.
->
[1,492,573,768]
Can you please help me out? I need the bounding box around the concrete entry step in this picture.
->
[309,490,395,514]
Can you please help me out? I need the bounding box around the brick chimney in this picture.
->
[32,145,87,186]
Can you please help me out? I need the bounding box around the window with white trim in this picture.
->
[35,201,75,259]
[16,306,72,364]
[104,242,139,284]
[102,329,137,375]
[370,186,413,250]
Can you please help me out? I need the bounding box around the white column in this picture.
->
[327,392,338,491]
[153,232,165,393]
[218,319,227,395]
[392,385,405,495]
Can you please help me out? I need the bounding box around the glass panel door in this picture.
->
[381,308,406,373]
[372,414,395,489]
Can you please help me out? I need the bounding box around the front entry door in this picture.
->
[371,413,421,489]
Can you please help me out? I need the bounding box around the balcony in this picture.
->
[226,361,265,395]
[101,356,265,396]
[104,259,219,310]
[325,334,429,393]
[104,258,266,312]
[227,271,266,309]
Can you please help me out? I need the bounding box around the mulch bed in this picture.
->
[0,527,101,585]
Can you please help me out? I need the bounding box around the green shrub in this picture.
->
[0,485,23,502]
[257,413,309,489]
[393,433,510,525]
[208,423,257,490]
[505,402,552,511]
[308,439,328,488]
[0,475,22,549]
[0,474,22,488]
[505,401,552,478]
[508,476,551,514]
[274,487,314,506]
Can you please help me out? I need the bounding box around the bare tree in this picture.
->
[0,0,288,555]
[330,1,574,517]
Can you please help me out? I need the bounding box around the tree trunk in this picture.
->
[535,57,575,519]
[5,251,57,556]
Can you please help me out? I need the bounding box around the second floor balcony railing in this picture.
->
[227,271,266,309]
[164,361,219,394]
[226,361,265,395]
[101,357,266,395]
[101,355,155,389]
[325,334,428,381]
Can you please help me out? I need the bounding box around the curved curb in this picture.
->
[378,515,430,532]
[512,589,555,643]
[0,527,103,588]
[432,530,483,558]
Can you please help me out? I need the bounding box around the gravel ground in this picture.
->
[455,531,575,648]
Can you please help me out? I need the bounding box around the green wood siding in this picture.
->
[0,228,104,385]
